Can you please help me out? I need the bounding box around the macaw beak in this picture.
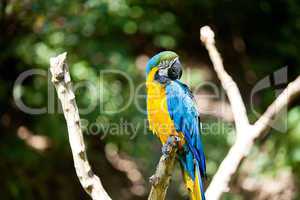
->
[168,59,182,80]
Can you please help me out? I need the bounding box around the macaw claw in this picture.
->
[161,135,180,156]
[161,143,172,155]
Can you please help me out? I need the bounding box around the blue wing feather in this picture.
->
[166,80,206,178]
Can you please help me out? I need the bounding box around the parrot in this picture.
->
[146,51,206,200]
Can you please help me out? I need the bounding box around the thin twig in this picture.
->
[49,53,111,200]
[200,26,300,200]
[253,76,300,136]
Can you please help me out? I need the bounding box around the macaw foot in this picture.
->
[161,135,180,156]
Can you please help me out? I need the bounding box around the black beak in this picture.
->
[168,59,182,80]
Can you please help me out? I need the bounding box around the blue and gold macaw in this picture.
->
[146,51,206,200]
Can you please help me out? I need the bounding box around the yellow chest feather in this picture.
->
[146,68,182,144]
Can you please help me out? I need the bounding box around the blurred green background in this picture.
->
[1,0,300,199]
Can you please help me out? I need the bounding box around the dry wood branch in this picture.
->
[253,76,300,136]
[148,136,178,200]
[49,53,111,200]
[200,26,300,200]
[200,26,249,132]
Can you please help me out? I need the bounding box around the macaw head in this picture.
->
[146,51,183,81]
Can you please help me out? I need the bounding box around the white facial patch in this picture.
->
[158,67,169,77]
[157,58,178,77]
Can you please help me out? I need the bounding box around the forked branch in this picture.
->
[200,26,300,200]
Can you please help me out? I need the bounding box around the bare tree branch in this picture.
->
[200,26,300,200]
[49,53,111,200]
[148,136,178,200]
[253,76,300,136]
[200,26,249,132]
